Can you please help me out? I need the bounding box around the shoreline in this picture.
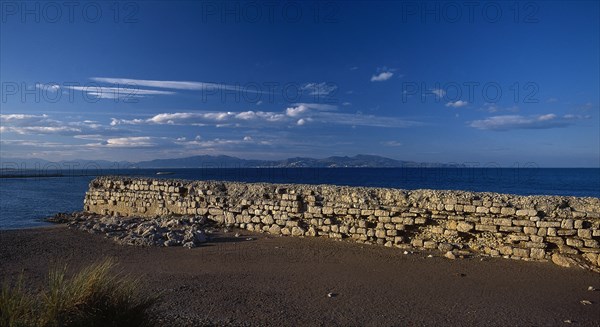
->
[1,225,599,326]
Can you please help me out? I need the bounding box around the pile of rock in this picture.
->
[52,212,209,248]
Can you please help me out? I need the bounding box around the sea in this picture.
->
[0,168,598,230]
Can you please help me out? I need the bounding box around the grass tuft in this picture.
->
[0,258,158,327]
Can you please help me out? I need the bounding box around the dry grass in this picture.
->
[0,258,158,327]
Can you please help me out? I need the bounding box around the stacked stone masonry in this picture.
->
[84,177,600,267]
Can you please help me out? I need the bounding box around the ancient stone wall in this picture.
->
[84,177,600,268]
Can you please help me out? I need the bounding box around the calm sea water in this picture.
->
[0,168,598,229]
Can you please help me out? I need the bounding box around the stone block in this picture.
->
[566,238,584,248]
[423,241,437,249]
[291,226,305,236]
[577,229,592,239]
[414,217,427,224]
[508,234,529,242]
[493,218,513,227]
[499,226,522,232]
[536,221,561,228]
[269,224,281,234]
[500,207,516,215]
[456,222,474,233]
[375,210,389,217]
[524,242,546,249]
[560,219,574,229]
[475,224,497,232]
[530,248,546,260]
[463,205,476,213]
[512,248,529,258]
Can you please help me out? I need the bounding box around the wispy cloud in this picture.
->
[300,82,337,96]
[445,100,468,108]
[431,89,445,97]
[0,113,127,136]
[65,85,174,99]
[470,114,589,131]
[382,140,402,147]
[90,77,243,92]
[479,103,519,113]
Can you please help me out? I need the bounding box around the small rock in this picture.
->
[246,237,253,241]
[234,232,241,238]
[563,320,572,324]
[403,251,409,255]
[327,292,336,298]
[580,300,592,305]
[427,254,433,258]
[183,241,196,249]
[438,243,453,252]
[444,251,456,260]
[587,286,596,291]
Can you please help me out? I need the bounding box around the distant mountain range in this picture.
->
[1,154,463,169]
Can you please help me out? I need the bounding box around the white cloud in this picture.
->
[292,103,337,110]
[469,114,588,131]
[370,71,393,82]
[0,114,48,123]
[301,82,337,96]
[286,105,310,117]
[111,111,287,127]
[445,100,468,108]
[109,101,420,130]
[104,137,160,148]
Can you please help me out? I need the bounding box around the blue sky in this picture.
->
[0,1,598,167]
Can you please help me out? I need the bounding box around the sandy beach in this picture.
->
[1,225,599,326]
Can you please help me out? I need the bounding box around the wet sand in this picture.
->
[1,225,599,326]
